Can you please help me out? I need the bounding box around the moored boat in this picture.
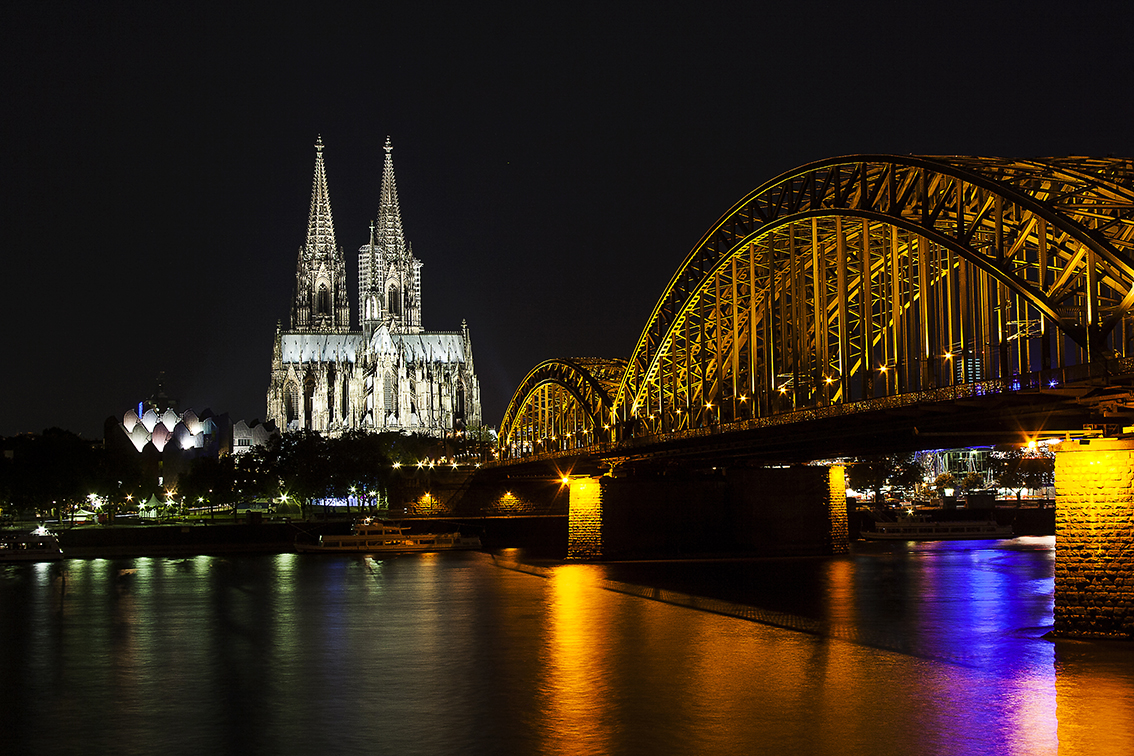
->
[0,527,65,561]
[862,514,1013,541]
[295,519,481,554]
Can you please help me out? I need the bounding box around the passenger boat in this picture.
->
[295,519,481,554]
[862,514,1013,541]
[0,527,64,561]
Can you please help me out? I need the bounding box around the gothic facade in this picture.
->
[267,137,482,437]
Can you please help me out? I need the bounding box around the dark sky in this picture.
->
[4,1,1134,438]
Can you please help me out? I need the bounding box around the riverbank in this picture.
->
[2,515,568,559]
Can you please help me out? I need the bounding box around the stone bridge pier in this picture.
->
[1054,439,1134,639]
[567,465,848,560]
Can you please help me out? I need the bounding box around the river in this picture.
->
[1,537,1131,755]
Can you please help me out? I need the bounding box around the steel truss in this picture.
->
[501,155,1134,457]
[499,357,626,457]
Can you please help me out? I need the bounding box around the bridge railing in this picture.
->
[492,356,1134,465]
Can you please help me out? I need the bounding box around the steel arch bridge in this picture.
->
[499,154,1134,460]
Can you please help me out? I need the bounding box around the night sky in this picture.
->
[4,1,1134,438]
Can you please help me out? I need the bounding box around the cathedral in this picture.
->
[266,137,482,437]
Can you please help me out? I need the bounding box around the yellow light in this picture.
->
[879,365,887,373]
[945,352,954,359]
[739,395,747,402]
[561,476,570,485]
[392,461,401,469]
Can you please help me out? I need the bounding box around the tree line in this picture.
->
[845,447,1055,505]
[1,427,493,522]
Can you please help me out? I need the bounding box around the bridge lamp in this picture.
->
[878,365,887,373]
[944,351,954,360]
[779,386,788,394]
[739,395,748,403]
[392,461,401,469]
[416,460,424,468]
[561,476,570,485]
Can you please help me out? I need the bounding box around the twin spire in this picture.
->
[374,136,407,256]
[304,134,405,257]
[305,135,337,255]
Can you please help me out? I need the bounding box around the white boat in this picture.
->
[0,527,64,561]
[295,519,481,554]
[862,514,1013,541]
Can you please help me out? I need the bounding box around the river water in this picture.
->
[1,537,1132,755]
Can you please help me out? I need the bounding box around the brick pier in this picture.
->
[1053,438,1134,639]
[566,466,848,560]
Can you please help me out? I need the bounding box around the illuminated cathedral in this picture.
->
[267,137,481,437]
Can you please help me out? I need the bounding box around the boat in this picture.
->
[0,527,65,561]
[295,519,482,554]
[862,513,1013,541]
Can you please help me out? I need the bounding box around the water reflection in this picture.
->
[0,541,1131,755]
[541,565,614,755]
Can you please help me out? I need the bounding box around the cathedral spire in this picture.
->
[375,136,406,255]
[306,135,337,254]
[291,136,350,332]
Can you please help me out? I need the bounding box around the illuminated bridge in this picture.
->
[489,155,1134,639]
[500,155,1134,461]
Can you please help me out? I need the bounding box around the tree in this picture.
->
[271,430,332,517]
[959,471,985,491]
[179,456,236,518]
[0,429,103,520]
[330,430,392,511]
[847,454,923,505]
[992,447,1054,495]
[932,472,955,497]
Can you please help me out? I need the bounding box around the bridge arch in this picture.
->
[499,357,627,457]
[612,154,1134,433]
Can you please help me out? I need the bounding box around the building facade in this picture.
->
[267,137,482,437]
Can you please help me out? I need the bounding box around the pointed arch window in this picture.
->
[317,283,330,315]
[286,383,300,424]
[388,285,401,317]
